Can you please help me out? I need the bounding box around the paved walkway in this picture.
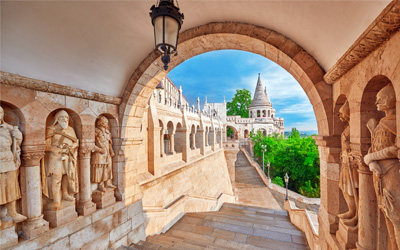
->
[123,203,309,250]
[234,151,281,210]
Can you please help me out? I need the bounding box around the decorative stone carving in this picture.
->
[324,2,400,84]
[338,100,359,228]
[91,115,116,192]
[0,71,122,105]
[0,106,27,228]
[364,83,400,249]
[42,110,79,210]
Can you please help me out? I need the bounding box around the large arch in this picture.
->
[120,22,332,139]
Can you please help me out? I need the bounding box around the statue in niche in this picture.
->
[91,116,115,192]
[42,110,79,210]
[364,83,400,249]
[338,100,359,229]
[0,106,27,227]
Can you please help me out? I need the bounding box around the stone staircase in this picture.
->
[120,203,309,250]
[234,151,281,210]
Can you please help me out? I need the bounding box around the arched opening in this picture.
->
[165,121,174,155]
[262,110,266,117]
[244,129,249,138]
[226,126,238,140]
[257,110,261,117]
[121,23,330,142]
[208,126,215,147]
[249,111,252,118]
[195,125,203,149]
[174,123,185,153]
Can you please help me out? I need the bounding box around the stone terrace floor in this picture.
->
[122,203,309,250]
[118,150,310,250]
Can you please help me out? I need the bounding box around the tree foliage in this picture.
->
[227,89,252,118]
[251,128,320,198]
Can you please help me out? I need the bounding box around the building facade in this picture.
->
[226,74,284,139]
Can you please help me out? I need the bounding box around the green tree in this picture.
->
[251,128,320,198]
[227,89,252,118]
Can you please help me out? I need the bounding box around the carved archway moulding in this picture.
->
[324,1,400,84]
[121,22,333,137]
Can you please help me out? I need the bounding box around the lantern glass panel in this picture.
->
[154,16,164,51]
[164,16,179,49]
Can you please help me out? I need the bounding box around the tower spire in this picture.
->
[249,73,271,108]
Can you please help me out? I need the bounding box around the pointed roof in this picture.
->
[249,74,271,108]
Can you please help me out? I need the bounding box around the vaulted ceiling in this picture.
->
[1,0,391,97]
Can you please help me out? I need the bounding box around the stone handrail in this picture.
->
[142,192,235,235]
[284,200,320,250]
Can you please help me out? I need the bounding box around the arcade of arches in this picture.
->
[1,2,400,250]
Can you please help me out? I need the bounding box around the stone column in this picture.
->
[191,133,196,150]
[77,143,96,216]
[20,144,49,239]
[182,128,190,162]
[160,129,165,157]
[148,127,161,175]
[356,165,377,250]
[220,129,223,148]
[170,131,175,154]
[223,141,239,192]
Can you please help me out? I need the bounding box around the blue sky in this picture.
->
[168,50,317,132]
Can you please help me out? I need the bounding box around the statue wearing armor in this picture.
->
[338,100,359,228]
[91,116,115,192]
[364,83,400,249]
[0,106,26,227]
[43,110,79,210]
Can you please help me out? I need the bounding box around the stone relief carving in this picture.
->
[42,110,79,210]
[0,106,27,227]
[364,83,400,249]
[91,115,115,192]
[324,3,400,84]
[338,100,359,229]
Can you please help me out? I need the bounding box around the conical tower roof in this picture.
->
[249,74,271,108]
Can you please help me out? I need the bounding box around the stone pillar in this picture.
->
[223,141,239,191]
[170,132,175,154]
[220,129,223,148]
[197,129,205,156]
[182,128,190,162]
[211,129,216,151]
[148,127,161,175]
[191,133,196,150]
[356,166,377,250]
[160,129,165,157]
[20,144,49,239]
[314,136,343,249]
[205,130,208,147]
[77,143,96,216]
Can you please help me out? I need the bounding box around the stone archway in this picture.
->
[226,125,239,140]
[120,22,332,140]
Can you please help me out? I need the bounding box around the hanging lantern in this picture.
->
[150,0,184,70]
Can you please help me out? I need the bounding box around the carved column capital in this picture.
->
[79,143,94,158]
[21,144,46,167]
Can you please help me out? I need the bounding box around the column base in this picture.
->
[77,200,96,216]
[22,215,49,239]
[329,212,339,234]
[44,201,78,228]
[336,219,358,250]
[92,189,116,209]
[0,223,18,249]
